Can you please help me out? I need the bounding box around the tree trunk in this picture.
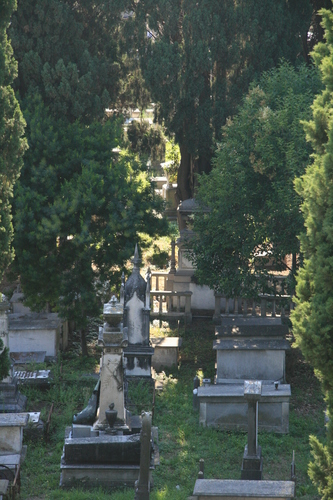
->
[80,327,88,357]
[176,143,193,203]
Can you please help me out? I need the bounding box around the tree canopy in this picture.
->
[191,61,321,298]
[0,0,27,282]
[124,0,313,201]
[292,8,333,497]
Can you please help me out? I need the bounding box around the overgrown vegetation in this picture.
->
[17,319,324,500]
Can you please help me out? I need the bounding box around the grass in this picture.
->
[17,319,324,500]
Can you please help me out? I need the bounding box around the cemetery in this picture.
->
[1,2,333,499]
[0,239,325,499]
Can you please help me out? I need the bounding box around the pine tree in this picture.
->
[10,2,168,355]
[292,8,333,498]
[0,0,27,282]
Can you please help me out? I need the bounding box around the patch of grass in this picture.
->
[18,319,323,499]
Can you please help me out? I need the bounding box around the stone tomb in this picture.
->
[215,317,290,384]
[197,316,291,433]
[150,337,182,371]
[60,424,158,488]
[0,413,28,455]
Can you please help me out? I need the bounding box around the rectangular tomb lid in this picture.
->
[197,384,291,398]
[193,479,295,498]
[0,413,29,427]
[217,319,289,338]
[213,338,290,351]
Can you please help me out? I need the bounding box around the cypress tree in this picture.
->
[130,0,313,201]
[0,0,27,282]
[292,8,333,498]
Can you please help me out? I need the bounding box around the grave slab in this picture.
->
[192,479,295,499]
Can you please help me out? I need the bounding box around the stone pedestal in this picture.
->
[98,296,128,425]
[241,381,263,480]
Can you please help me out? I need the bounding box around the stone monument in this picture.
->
[123,245,154,379]
[61,246,158,488]
[197,316,291,433]
[97,294,128,426]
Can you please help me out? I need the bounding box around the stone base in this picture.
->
[198,384,290,433]
[191,479,295,499]
[60,461,154,488]
[60,425,159,489]
[241,445,263,480]
[150,337,181,370]
[0,382,27,413]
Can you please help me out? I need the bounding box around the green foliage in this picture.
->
[9,0,125,123]
[291,7,333,498]
[164,138,180,183]
[191,62,321,297]
[127,120,165,162]
[0,0,27,281]
[129,0,313,200]
[10,2,168,348]
[13,97,167,328]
